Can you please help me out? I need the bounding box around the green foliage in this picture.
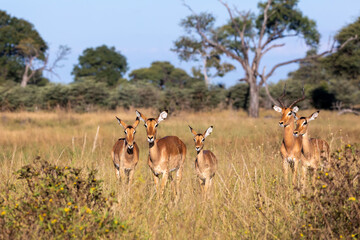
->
[0,159,126,239]
[72,45,128,86]
[324,17,360,79]
[0,10,47,84]
[129,61,196,89]
[296,144,360,239]
[226,83,249,110]
[0,85,41,111]
[257,0,319,48]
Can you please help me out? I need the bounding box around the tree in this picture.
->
[129,61,195,89]
[72,45,128,86]
[0,10,47,85]
[172,33,235,86]
[323,17,360,80]
[175,0,352,117]
[17,39,70,87]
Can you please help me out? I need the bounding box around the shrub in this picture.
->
[0,158,127,239]
[296,144,360,239]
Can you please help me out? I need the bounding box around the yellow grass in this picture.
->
[0,109,359,239]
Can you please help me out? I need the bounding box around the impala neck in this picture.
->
[283,119,299,149]
[149,140,159,160]
[301,132,312,158]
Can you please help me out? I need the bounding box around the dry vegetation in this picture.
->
[0,109,359,239]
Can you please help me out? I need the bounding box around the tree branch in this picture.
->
[265,35,358,80]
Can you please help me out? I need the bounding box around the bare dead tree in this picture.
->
[183,0,357,117]
[19,43,70,87]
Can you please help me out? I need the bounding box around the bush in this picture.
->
[0,159,127,239]
[0,86,41,111]
[296,144,360,239]
[67,80,110,112]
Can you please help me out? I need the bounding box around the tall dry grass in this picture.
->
[0,109,359,239]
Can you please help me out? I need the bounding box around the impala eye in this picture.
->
[124,130,127,134]
[303,121,307,126]
[288,111,292,116]
[194,139,196,142]
[155,123,158,128]
[144,124,147,128]
[202,138,205,142]
[134,130,136,134]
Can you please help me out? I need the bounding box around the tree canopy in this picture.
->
[129,61,200,89]
[173,0,322,117]
[0,10,47,85]
[72,45,128,86]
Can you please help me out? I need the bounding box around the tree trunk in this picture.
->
[248,82,259,118]
[21,75,29,88]
[21,64,30,88]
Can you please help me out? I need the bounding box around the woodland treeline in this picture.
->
[0,0,359,114]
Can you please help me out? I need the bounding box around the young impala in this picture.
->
[189,126,217,199]
[111,117,140,186]
[293,111,330,187]
[136,110,187,199]
[273,86,305,186]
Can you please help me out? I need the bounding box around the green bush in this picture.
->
[296,144,360,239]
[0,85,41,111]
[0,159,127,239]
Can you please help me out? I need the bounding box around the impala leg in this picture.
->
[116,169,120,180]
[292,159,299,187]
[128,169,134,188]
[160,172,169,196]
[175,167,183,198]
[119,168,127,185]
[153,174,160,194]
[283,159,289,183]
[198,178,204,197]
[203,178,210,201]
[301,165,308,190]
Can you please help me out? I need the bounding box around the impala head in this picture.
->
[293,111,319,137]
[115,116,140,149]
[136,110,168,143]
[189,125,213,152]
[273,85,305,127]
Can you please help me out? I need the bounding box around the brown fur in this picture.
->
[274,106,303,186]
[136,110,186,199]
[293,111,330,188]
[111,117,140,186]
[189,126,217,199]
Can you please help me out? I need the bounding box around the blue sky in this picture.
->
[1,0,360,87]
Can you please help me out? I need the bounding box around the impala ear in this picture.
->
[273,105,282,113]
[204,126,213,138]
[189,125,197,136]
[292,112,299,120]
[135,110,147,122]
[133,117,140,128]
[292,106,299,113]
[115,116,126,129]
[157,110,168,123]
[308,111,319,122]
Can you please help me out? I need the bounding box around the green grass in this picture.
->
[0,109,359,239]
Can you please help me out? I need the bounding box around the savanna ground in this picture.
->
[0,109,359,239]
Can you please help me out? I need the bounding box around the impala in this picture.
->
[293,111,330,187]
[189,126,217,199]
[111,117,140,186]
[273,87,305,186]
[136,110,187,198]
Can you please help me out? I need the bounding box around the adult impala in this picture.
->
[189,126,217,199]
[273,87,305,186]
[293,111,330,187]
[111,117,140,186]
[136,110,187,198]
